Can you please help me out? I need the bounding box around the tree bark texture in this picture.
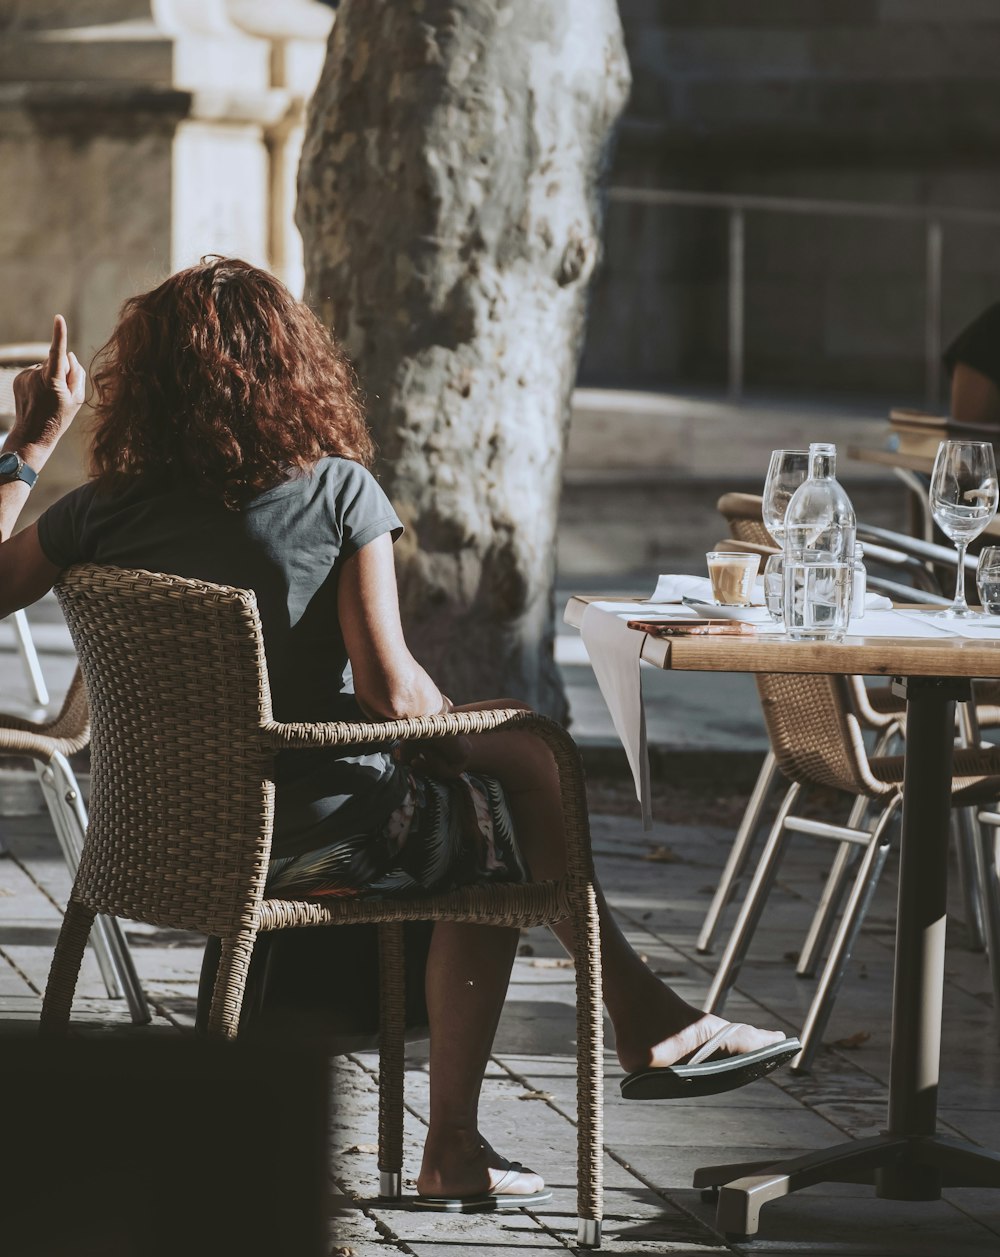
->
[297,0,630,719]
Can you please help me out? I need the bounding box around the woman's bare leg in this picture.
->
[415,919,545,1198]
[456,703,787,1074]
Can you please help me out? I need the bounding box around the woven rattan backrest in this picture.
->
[755,671,886,796]
[55,566,275,935]
[717,492,772,547]
[717,490,890,794]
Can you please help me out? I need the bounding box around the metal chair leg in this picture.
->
[972,813,1000,1032]
[12,608,49,710]
[35,753,150,1024]
[797,794,871,979]
[704,783,801,1014]
[697,749,779,955]
[793,796,901,1071]
[955,807,987,952]
[955,703,987,951]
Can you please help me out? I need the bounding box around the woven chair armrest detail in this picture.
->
[0,723,88,759]
[0,711,48,735]
[261,709,595,888]
[0,671,90,752]
[260,707,540,748]
[872,745,1000,785]
[0,725,57,760]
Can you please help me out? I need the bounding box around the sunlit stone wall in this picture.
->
[0,0,332,515]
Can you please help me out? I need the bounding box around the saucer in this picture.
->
[681,597,773,624]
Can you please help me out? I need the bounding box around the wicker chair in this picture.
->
[705,665,1000,1070]
[0,672,148,1021]
[698,499,909,960]
[712,492,999,961]
[40,565,605,1248]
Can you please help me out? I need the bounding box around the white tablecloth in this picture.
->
[577,584,1000,826]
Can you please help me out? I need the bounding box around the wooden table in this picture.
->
[565,596,1000,1240]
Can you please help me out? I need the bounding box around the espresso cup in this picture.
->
[706,551,761,606]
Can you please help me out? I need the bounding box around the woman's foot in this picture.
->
[616,1011,790,1076]
[417,1130,545,1201]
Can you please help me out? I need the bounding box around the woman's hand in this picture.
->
[8,315,86,463]
[398,733,472,780]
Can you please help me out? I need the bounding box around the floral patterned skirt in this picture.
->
[266,769,527,899]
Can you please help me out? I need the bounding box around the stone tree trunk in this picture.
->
[297,0,630,719]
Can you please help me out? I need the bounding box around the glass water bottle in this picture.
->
[783,443,857,640]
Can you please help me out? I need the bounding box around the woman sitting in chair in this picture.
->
[0,259,796,1211]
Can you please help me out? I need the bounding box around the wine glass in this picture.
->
[762,449,810,546]
[929,439,999,618]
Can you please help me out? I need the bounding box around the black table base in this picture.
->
[693,675,1000,1239]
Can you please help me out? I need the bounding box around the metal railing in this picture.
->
[608,186,1000,409]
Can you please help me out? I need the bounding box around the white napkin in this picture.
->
[854,608,1000,638]
[580,602,653,830]
[948,615,1000,639]
[651,574,731,604]
[845,609,953,638]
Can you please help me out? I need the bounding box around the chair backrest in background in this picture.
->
[717,491,772,547]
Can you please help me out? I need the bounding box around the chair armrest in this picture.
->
[860,541,944,594]
[711,539,777,559]
[260,707,539,749]
[865,575,950,607]
[260,708,595,887]
[0,670,90,757]
[858,522,978,572]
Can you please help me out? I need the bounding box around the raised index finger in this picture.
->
[46,314,68,378]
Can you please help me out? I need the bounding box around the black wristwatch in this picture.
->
[0,451,38,490]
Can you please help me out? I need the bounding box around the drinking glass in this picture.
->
[929,440,999,618]
[783,556,853,641]
[763,553,784,621]
[977,546,1000,614]
[762,449,810,546]
[706,551,760,605]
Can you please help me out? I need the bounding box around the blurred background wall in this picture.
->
[0,0,334,516]
[581,0,1000,404]
[3,1,999,510]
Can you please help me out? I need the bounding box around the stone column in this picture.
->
[0,0,332,513]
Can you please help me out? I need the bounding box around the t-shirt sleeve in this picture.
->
[35,482,100,569]
[943,302,1000,387]
[331,461,404,558]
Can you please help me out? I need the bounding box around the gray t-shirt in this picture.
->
[37,458,407,858]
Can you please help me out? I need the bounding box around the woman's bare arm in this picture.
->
[337,531,446,720]
[337,531,472,776]
[0,525,61,619]
[950,361,1000,426]
[0,316,85,616]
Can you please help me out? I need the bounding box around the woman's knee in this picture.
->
[467,730,559,796]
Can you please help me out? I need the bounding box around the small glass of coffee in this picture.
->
[706,551,761,606]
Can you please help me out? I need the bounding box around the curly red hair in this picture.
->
[89,256,374,506]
